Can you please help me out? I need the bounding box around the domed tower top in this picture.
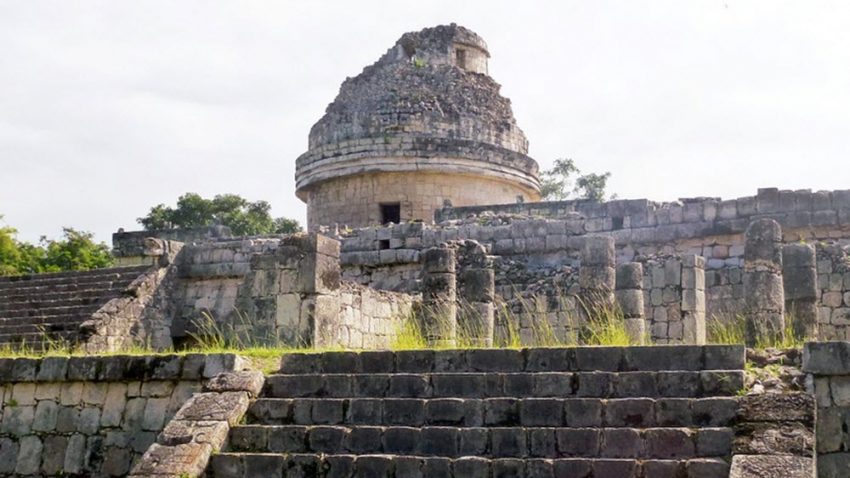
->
[296,24,540,230]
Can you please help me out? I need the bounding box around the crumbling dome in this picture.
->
[295,24,541,230]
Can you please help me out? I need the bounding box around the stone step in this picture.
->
[0,293,119,313]
[0,303,104,320]
[226,424,733,459]
[0,279,135,300]
[0,319,86,335]
[278,346,745,374]
[0,265,148,287]
[207,453,730,477]
[0,330,78,347]
[247,397,738,428]
[264,371,745,399]
[0,312,96,328]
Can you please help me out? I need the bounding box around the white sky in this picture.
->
[2,1,849,244]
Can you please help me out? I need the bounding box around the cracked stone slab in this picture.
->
[130,442,212,477]
[173,391,249,425]
[204,371,265,397]
[737,393,814,424]
[729,454,813,478]
[158,420,229,447]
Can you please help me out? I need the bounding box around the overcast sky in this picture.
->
[2,1,849,244]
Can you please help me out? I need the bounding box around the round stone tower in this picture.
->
[296,24,540,230]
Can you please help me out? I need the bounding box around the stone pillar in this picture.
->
[681,255,707,344]
[615,262,645,344]
[782,243,818,341]
[457,242,495,347]
[420,246,457,347]
[579,236,616,308]
[743,219,785,347]
[579,236,616,342]
[275,233,341,348]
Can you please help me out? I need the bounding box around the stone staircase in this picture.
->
[208,345,744,477]
[0,265,150,346]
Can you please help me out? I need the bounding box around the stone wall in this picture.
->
[815,243,850,340]
[305,171,534,231]
[334,283,415,349]
[170,233,416,350]
[112,225,232,265]
[637,255,706,344]
[803,341,850,477]
[0,353,245,477]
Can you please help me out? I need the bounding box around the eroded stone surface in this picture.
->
[729,454,813,478]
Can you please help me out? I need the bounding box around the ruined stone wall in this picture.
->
[803,342,850,477]
[171,238,281,341]
[333,283,415,349]
[112,226,232,266]
[436,188,850,325]
[815,244,850,340]
[0,353,244,477]
[636,255,706,344]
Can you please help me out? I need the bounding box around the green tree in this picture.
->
[0,220,23,276]
[539,158,613,202]
[40,228,113,272]
[138,193,303,236]
[0,217,113,276]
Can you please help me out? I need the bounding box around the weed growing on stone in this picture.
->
[709,312,805,349]
[707,314,746,345]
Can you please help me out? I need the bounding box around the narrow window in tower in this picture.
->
[380,203,401,225]
[456,48,467,69]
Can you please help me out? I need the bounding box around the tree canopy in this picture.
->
[138,193,302,236]
[539,158,613,202]
[0,218,113,276]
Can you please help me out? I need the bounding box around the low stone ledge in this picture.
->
[0,353,248,383]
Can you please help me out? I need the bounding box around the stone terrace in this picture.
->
[209,345,745,477]
[0,266,150,347]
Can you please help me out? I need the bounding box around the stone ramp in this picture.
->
[208,345,745,477]
[0,265,150,347]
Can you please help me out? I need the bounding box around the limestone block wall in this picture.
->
[436,188,850,320]
[636,255,706,344]
[815,244,850,340]
[0,353,244,477]
[172,237,282,342]
[112,225,232,266]
[803,342,850,477]
[306,171,536,231]
[335,283,416,349]
[169,233,417,350]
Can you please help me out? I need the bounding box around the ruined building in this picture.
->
[0,23,848,477]
[295,24,540,230]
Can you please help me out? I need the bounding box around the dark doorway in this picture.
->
[456,48,467,69]
[380,203,401,224]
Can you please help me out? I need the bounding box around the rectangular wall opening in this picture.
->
[456,48,467,69]
[380,203,401,225]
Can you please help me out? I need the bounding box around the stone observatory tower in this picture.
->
[295,24,540,230]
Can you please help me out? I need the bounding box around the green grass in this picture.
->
[390,291,642,351]
[707,314,746,345]
[708,312,806,349]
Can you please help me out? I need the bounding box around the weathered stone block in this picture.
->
[174,391,249,425]
[729,454,813,478]
[205,371,265,397]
